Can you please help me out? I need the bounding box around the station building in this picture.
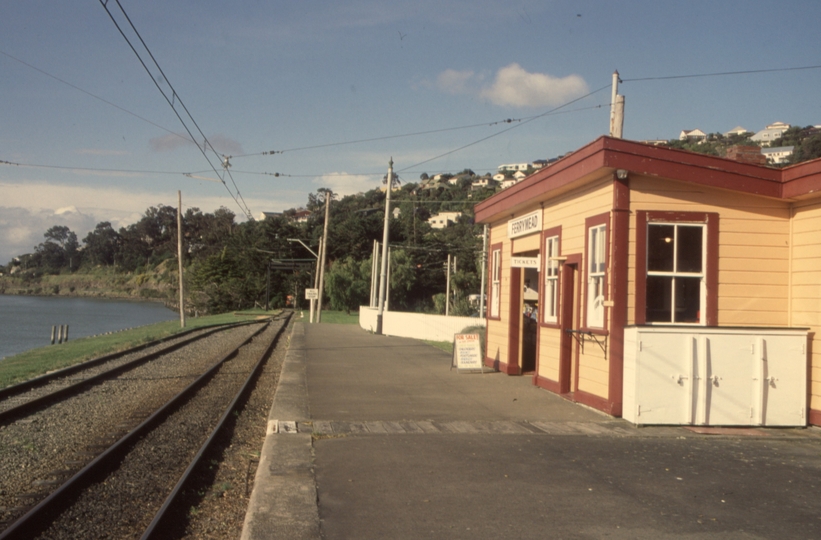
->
[474,136,821,427]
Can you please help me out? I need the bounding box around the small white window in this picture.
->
[543,236,559,323]
[490,248,501,318]
[587,224,606,328]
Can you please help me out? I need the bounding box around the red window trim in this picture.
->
[634,211,719,326]
[540,226,562,329]
[488,241,503,321]
[582,213,610,334]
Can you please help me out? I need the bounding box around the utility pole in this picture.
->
[316,192,331,322]
[386,247,391,311]
[445,254,451,316]
[177,190,185,328]
[609,70,625,139]
[376,159,393,335]
[370,240,379,307]
[312,237,323,323]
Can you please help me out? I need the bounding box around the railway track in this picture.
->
[0,312,292,538]
[0,320,259,422]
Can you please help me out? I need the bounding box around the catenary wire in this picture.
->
[622,64,821,82]
[0,49,193,148]
[397,84,611,174]
[99,0,253,220]
[230,102,609,159]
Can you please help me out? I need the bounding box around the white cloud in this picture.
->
[433,63,589,108]
[436,69,480,95]
[480,63,589,108]
[0,206,97,264]
[0,181,283,264]
[312,173,376,197]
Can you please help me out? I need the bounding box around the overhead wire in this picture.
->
[0,158,192,176]
[98,0,253,220]
[398,84,612,174]
[0,48,192,148]
[622,63,821,82]
[229,102,609,160]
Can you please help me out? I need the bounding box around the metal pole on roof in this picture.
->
[609,70,624,139]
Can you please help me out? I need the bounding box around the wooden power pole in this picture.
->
[316,190,332,322]
[177,190,185,328]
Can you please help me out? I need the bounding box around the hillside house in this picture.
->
[763,146,795,165]
[475,136,821,427]
[498,163,530,172]
[427,211,462,229]
[679,129,706,141]
[724,126,749,137]
[471,177,497,190]
[752,122,791,146]
[500,178,518,190]
[293,209,311,223]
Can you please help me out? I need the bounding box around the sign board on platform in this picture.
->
[305,288,319,300]
[507,210,541,239]
[511,255,540,268]
[451,333,484,372]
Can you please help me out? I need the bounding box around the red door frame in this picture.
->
[559,254,582,394]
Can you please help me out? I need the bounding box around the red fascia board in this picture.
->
[781,158,821,199]
[475,138,609,223]
[604,149,782,198]
[475,137,798,223]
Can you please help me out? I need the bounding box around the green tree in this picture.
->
[82,222,119,266]
[790,133,821,164]
[325,256,370,314]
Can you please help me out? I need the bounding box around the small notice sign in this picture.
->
[305,288,319,300]
[452,333,484,372]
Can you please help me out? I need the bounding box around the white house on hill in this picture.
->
[427,211,462,229]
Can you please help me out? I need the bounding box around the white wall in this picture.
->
[359,307,485,342]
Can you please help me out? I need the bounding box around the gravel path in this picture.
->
[0,321,266,527]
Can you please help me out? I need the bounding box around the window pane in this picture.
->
[674,277,701,323]
[646,275,672,322]
[647,224,674,272]
[589,227,599,271]
[676,226,703,273]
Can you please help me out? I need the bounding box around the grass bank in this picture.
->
[299,310,359,325]
[0,309,279,389]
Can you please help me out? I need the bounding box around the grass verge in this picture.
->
[298,310,360,324]
[0,309,280,389]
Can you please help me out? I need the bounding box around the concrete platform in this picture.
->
[242,322,821,539]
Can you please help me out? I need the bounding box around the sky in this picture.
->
[2,0,820,264]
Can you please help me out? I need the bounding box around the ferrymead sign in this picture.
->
[507,210,541,239]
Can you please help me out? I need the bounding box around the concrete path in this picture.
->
[243,322,821,539]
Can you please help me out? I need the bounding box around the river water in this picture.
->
[0,295,177,360]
